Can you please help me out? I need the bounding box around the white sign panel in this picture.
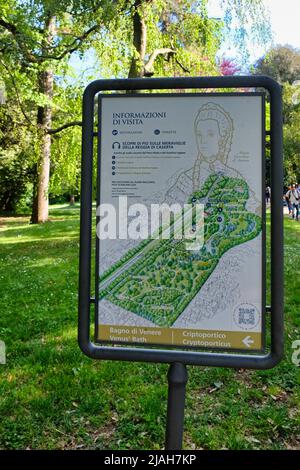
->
[97,94,264,351]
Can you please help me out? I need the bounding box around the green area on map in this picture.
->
[99,173,261,327]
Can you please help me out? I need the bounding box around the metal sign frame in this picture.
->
[95,91,267,354]
[78,75,283,370]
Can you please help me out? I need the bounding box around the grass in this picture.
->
[0,205,299,450]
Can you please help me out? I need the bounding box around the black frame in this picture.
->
[79,75,283,369]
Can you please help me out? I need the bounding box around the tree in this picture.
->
[0,0,118,222]
[254,45,300,85]
[219,57,240,75]
[220,0,271,64]
[95,0,270,80]
[126,0,222,79]
[0,95,33,213]
[95,0,222,79]
[252,46,300,184]
[50,84,83,203]
[284,120,300,185]
[282,83,300,185]
[0,0,271,220]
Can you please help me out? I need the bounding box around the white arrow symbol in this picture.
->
[242,336,254,348]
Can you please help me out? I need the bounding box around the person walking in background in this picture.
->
[286,184,299,221]
[285,185,292,215]
[265,185,271,204]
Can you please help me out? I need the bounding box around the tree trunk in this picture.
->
[31,16,55,223]
[69,194,75,205]
[30,174,39,224]
[128,0,147,79]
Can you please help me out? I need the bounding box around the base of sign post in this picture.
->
[165,362,188,450]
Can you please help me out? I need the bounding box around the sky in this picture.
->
[207,0,300,64]
[264,0,300,48]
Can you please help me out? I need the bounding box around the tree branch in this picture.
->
[0,58,35,127]
[0,18,39,63]
[47,121,82,135]
[0,17,17,33]
[0,18,99,62]
[128,1,147,79]
[40,24,99,60]
[175,58,190,73]
[143,48,175,76]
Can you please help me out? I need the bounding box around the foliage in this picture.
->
[252,46,300,185]
[50,84,83,197]
[217,0,271,64]
[254,45,300,85]
[282,84,300,185]
[95,0,271,78]
[219,57,240,75]
[0,0,272,215]
[0,91,34,213]
[0,0,121,220]
[95,0,222,79]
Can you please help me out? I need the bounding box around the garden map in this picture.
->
[97,95,264,351]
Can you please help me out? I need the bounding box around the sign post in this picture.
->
[79,76,283,449]
[165,362,188,450]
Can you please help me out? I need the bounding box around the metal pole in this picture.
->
[165,362,188,450]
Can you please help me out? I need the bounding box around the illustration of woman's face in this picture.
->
[196,119,221,162]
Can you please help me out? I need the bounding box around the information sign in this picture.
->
[79,75,283,369]
[97,94,265,352]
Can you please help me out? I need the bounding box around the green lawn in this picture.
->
[0,206,299,450]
